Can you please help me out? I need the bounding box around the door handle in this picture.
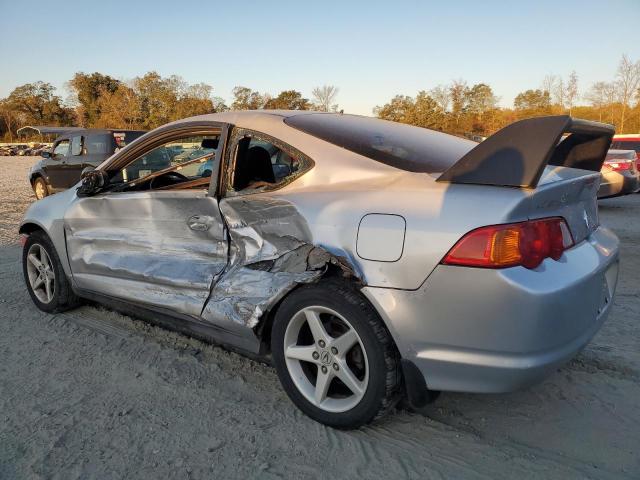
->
[187,215,212,231]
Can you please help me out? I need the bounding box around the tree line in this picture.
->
[1,55,638,141]
[374,55,640,136]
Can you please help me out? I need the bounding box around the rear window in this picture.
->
[284,113,475,173]
[85,134,112,154]
[611,140,640,152]
[114,131,145,148]
[606,150,637,161]
[85,131,146,155]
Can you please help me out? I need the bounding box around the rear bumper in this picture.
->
[363,226,620,393]
[598,171,640,198]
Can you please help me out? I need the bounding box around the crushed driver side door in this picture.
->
[64,123,230,318]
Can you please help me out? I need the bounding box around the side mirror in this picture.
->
[81,166,95,178]
[77,170,109,197]
[41,151,51,158]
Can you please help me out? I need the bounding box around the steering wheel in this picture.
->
[149,171,189,189]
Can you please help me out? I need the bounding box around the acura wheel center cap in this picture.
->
[319,349,332,365]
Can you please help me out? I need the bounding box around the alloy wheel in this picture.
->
[283,306,369,413]
[25,243,55,304]
[34,181,46,199]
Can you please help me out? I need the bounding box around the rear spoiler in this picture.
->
[437,116,615,188]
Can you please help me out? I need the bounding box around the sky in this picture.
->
[1,0,639,115]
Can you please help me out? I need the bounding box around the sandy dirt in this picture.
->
[0,156,638,479]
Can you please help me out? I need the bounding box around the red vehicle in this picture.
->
[611,135,640,168]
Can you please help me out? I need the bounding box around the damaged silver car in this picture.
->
[20,111,620,428]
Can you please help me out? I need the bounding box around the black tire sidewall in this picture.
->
[271,282,391,428]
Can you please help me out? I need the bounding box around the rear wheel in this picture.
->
[23,231,79,313]
[272,281,401,428]
[33,177,49,200]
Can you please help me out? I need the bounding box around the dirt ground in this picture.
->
[0,156,638,479]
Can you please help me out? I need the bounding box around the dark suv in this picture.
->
[29,129,146,199]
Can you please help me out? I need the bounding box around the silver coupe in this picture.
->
[20,111,620,428]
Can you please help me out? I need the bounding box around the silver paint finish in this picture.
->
[20,186,79,277]
[283,305,368,412]
[201,196,341,329]
[26,243,55,303]
[20,111,621,395]
[362,226,619,392]
[64,191,228,317]
[356,214,406,262]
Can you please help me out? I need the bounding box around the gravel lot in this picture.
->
[1,156,638,479]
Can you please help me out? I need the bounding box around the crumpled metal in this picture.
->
[202,196,350,328]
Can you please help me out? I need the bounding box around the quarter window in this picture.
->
[52,140,70,158]
[228,130,312,194]
[71,136,83,156]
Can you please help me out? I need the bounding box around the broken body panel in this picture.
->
[20,111,620,395]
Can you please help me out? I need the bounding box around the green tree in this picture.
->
[263,90,311,110]
[231,86,267,110]
[68,72,120,126]
[374,95,415,123]
[513,89,552,117]
[133,72,177,129]
[407,91,445,129]
[94,84,143,129]
[6,81,74,126]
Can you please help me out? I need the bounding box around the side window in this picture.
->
[71,136,83,156]
[114,134,219,191]
[85,134,110,154]
[229,131,312,194]
[52,140,70,158]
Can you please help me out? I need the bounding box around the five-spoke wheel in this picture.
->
[25,243,55,304]
[284,306,369,412]
[272,281,401,429]
[22,231,79,313]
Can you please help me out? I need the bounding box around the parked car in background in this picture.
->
[598,149,640,198]
[28,128,146,199]
[611,135,640,167]
[9,144,29,156]
[20,112,619,428]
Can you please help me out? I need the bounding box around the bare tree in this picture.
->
[553,77,566,110]
[541,74,558,98]
[585,81,612,122]
[615,54,640,132]
[311,85,339,112]
[429,85,450,113]
[565,71,579,116]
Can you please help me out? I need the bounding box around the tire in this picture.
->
[22,231,80,313]
[33,177,49,200]
[271,280,402,429]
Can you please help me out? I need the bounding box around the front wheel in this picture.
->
[271,281,402,429]
[33,177,49,200]
[23,231,79,313]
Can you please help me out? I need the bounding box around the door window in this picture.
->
[71,136,83,156]
[52,140,70,159]
[228,130,313,194]
[113,134,220,191]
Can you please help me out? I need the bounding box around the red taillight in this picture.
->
[603,160,632,172]
[442,218,574,270]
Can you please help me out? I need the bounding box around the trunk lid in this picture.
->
[528,166,600,243]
